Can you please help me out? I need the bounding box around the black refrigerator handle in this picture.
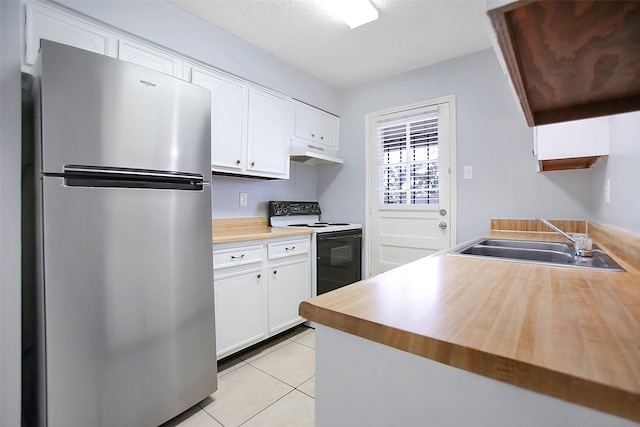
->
[60,165,205,190]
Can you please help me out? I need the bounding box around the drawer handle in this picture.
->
[230,254,245,260]
[285,246,296,251]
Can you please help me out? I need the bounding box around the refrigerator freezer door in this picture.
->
[38,40,211,178]
[41,177,216,427]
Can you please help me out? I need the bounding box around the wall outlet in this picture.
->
[464,166,473,180]
[239,192,248,207]
[604,179,610,204]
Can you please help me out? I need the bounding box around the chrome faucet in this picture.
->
[535,219,576,244]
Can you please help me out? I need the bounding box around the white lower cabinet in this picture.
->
[267,239,311,334]
[214,266,266,357]
[213,236,310,359]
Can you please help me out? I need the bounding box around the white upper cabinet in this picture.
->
[191,68,246,172]
[117,40,184,78]
[534,116,610,172]
[23,0,293,180]
[23,2,116,69]
[192,66,291,179]
[293,101,339,153]
[246,89,291,179]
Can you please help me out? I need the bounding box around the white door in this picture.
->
[366,96,456,276]
[117,40,183,77]
[191,68,246,172]
[267,259,310,334]
[246,89,291,178]
[214,267,266,359]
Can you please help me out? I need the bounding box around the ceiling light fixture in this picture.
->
[326,0,379,29]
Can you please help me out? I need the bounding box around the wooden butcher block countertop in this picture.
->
[300,220,640,423]
[212,217,312,244]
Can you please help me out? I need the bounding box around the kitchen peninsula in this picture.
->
[300,220,640,426]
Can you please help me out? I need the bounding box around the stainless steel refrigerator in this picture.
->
[32,40,217,427]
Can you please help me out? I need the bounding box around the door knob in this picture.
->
[439,222,447,230]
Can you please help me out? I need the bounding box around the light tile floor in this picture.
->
[160,326,316,427]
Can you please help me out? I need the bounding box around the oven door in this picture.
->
[316,229,362,295]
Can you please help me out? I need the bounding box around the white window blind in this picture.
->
[376,107,439,205]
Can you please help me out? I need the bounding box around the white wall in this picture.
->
[321,49,593,242]
[211,162,319,219]
[56,0,339,219]
[589,111,640,234]
[58,0,339,112]
[1,1,23,425]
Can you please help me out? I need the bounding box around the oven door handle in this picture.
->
[317,233,362,241]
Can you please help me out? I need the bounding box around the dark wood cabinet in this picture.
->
[488,0,640,127]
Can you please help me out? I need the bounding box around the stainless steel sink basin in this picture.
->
[477,239,572,253]
[448,238,624,271]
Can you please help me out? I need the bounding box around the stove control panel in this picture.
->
[269,201,321,217]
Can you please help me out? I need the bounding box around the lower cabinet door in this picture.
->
[267,259,310,334]
[214,267,266,359]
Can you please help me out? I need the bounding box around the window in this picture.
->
[377,107,439,205]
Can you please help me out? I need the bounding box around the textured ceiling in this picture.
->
[170,0,493,89]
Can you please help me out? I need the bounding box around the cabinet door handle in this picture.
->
[320,136,324,140]
[257,273,261,279]
[311,133,315,138]
[236,159,241,165]
[273,270,277,275]
[230,254,245,259]
[250,161,255,167]
[285,246,295,251]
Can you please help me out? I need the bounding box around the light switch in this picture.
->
[239,192,248,206]
[464,166,473,180]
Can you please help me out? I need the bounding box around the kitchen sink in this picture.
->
[448,238,624,271]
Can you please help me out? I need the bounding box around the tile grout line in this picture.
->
[245,357,312,389]
[200,328,316,426]
[236,387,313,427]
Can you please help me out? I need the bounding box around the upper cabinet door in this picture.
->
[246,89,291,179]
[117,40,183,78]
[293,104,317,143]
[316,111,339,151]
[24,3,114,68]
[191,68,246,172]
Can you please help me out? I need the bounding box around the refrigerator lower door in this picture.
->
[40,177,216,427]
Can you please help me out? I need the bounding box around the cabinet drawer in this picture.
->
[268,239,309,260]
[213,245,262,269]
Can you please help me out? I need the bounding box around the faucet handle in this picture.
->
[574,234,592,251]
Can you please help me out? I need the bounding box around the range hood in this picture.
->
[290,140,343,165]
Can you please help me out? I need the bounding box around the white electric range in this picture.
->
[268,201,362,296]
